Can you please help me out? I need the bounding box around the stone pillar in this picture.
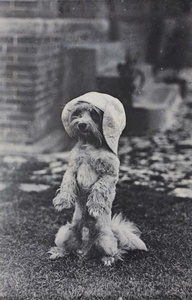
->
[0,19,62,144]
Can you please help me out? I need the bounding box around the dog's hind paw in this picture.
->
[47,246,67,260]
[101,256,115,266]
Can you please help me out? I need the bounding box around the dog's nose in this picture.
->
[78,123,87,131]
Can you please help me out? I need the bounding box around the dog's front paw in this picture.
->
[53,193,73,211]
[87,202,105,218]
[101,256,115,266]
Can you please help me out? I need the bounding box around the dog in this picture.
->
[48,92,147,266]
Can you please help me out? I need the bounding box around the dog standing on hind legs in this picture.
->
[48,92,147,265]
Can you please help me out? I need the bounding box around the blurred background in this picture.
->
[0,0,192,154]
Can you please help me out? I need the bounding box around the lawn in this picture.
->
[0,160,192,300]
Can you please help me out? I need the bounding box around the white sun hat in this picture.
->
[61,92,126,154]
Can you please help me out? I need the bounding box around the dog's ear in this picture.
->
[101,94,126,154]
[61,98,79,137]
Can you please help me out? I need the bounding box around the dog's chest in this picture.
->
[77,161,98,190]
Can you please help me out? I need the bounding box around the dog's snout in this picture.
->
[78,123,87,131]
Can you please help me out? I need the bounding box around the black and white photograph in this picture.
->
[0,1,192,299]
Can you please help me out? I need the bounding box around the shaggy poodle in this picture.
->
[48,92,147,265]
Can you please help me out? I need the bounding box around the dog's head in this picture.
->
[68,101,103,147]
[62,92,126,154]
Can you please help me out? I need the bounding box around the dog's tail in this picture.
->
[111,213,147,260]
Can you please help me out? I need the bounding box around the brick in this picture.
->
[7,45,38,54]
[4,80,34,89]
[5,64,38,72]
[17,37,46,44]
[1,94,35,103]
[0,118,29,127]
[0,102,34,112]
[0,111,33,121]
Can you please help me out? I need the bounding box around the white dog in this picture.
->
[48,92,147,265]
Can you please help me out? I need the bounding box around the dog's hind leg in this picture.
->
[64,198,86,253]
[94,211,118,265]
[86,175,119,265]
[49,198,86,259]
[48,223,71,259]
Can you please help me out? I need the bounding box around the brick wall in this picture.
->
[0,18,109,143]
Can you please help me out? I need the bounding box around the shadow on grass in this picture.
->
[0,180,192,299]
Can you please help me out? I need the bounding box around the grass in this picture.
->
[0,160,192,300]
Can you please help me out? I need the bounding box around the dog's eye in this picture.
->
[91,109,101,123]
[71,110,81,119]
